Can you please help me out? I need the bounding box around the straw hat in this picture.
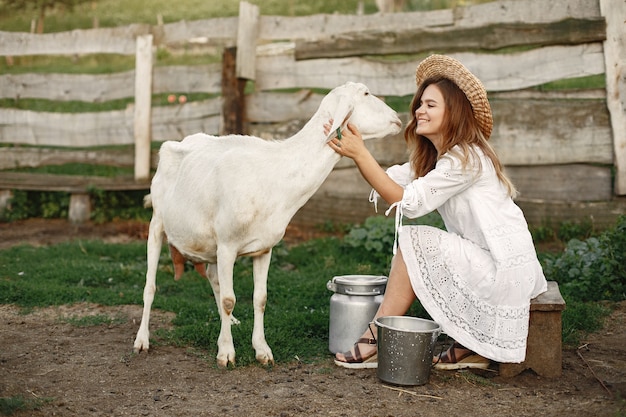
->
[415,54,493,140]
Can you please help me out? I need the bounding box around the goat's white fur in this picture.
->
[133,82,402,367]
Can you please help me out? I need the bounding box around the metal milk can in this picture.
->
[327,275,387,354]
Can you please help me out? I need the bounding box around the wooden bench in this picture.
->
[499,281,566,378]
[0,172,150,223]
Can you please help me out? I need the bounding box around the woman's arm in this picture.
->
[328,123,404,204]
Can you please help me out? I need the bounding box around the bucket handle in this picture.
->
[431,329,442,346]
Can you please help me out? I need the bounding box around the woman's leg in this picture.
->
[335,248,416,362]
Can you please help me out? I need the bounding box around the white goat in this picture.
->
[133,82,402,367]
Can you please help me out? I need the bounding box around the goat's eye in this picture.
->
[364,91,370,96]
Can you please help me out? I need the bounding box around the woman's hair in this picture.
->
[404,76,517,197]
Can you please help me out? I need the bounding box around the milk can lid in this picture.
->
[332,275,387,286]
[328,275,388,296]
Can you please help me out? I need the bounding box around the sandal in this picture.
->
[433,341,490,370]
[334,323,378,369]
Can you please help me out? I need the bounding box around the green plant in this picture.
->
[89,188,152,223]
[0,395,51,416]
[557,219,593,242]
[342,215,397,267]
[315,220,352,234]
[342,212,445,269]
[0,188,151,223]
[530,224,555,243]
[0,190,69,221]
[543,215,626,302]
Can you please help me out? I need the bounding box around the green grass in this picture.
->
[0,237,388,366]
[0,0,501,33]
[561,299,610,346]
[0,0,397,33]
[0,395,52,416]
[0,222,616,366]
[7,163,133,177]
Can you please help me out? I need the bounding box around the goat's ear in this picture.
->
[326,95,354,143]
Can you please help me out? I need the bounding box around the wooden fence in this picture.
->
[0,0,625,228]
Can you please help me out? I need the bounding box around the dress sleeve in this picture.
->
[385,162,413,187]
[401,155,477,219]
[369,162,413,212]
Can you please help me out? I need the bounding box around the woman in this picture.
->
[329,55,547,370]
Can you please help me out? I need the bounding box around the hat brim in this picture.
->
[415,55,493,140]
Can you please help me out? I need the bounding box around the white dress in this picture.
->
[379,147,547,363]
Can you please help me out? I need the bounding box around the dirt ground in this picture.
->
[1,219,625,417]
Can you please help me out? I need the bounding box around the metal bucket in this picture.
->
[374,316,441,386]
[327,275,387,354]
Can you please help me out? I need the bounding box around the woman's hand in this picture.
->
[327,122,368,161]
[324,119,404,204]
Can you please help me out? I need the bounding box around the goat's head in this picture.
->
[324,82,402,143]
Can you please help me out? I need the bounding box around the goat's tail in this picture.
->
[143,194,153,208]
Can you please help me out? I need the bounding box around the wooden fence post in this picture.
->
[221,47,247,135]
[134,34,153,181]
[600,0,626,195]
[220,1,259,135]
[236,1,259,80]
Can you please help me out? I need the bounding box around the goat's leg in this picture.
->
[215,248,238,367]
[133,214,164,353]
[252,250,274,365]
[205,263,240,325]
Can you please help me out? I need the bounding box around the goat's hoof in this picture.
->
[133,338,149,353]
[256,351,274,366]
[216,352,236,368]
[257,356,275,366]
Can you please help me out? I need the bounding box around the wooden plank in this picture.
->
[0,172,150,192]
[255,43,605,95]
[0,0,601,57]
[133,34,153,181]
[159,17,238,46]
[515,198,626,229]
[0,99,221,147]
[600,0,626,195]
[0,93,612,168]
[0,25,150,56]
[0,108,135,147]
[530,281,566,312]
[0,71,135,102]
[506,165,613,202]
[257,8,453,41]
[295,18,606,60]
[236,1,259,80]
[153,64,222,94]
[490,97,613,165]
[258,0,600,41]
[248,91,611,165]
[0,65,222,101]
[246,90,323,123]
[455,0,601,27]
